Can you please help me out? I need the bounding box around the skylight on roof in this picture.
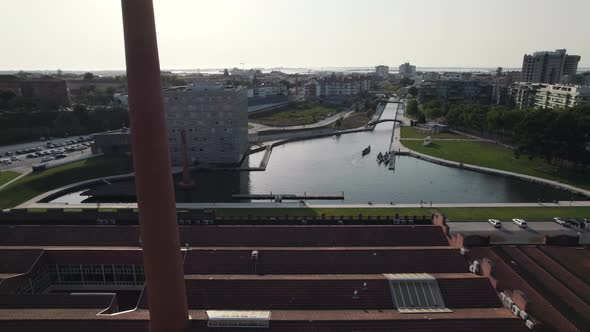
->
[207,310,271,328]
[384,273,452,313]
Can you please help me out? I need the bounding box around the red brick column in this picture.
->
[121,1,188,331]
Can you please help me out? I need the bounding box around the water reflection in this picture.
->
[51,104,578,204]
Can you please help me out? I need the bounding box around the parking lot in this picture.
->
[0,137,94,172]
[448,220,588,244]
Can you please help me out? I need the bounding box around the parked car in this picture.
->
[553,217,568,227]
[41,156,53,162]
[488,219,502,228]
[4,151,13,156]
[26,154,35,159]
[0,159,12,165]
[10,156,20,161]
[512,218,527,228]
[54,154,67,159]
[566,219,583,228]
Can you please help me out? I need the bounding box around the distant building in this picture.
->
[92,129,131,155]
[305,75,370,103]
[163,83,248,166]
[247,82,287,99]
[0,75,70,111]
[520,49,581,84]
[375,65,389,79]
[534,84,590,109]
[399,62,417,78]
[508,82,546,109]
[66,78,126,94]
[509,82,590,109]
[417,80,493,104]
[113,94,129,108]
[421,72,441,81]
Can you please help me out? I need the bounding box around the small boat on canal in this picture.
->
[362,145,371,156]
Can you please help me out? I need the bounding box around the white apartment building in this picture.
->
[534,84,590,109]
[305,75,370,101]
[163,83,248,166]
[247,83,288,99]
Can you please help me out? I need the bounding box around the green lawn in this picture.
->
[0,155,133,209]
[402,140,590,189]
[0,171,20,187]
[337,113,370,130]
[251,103,340,127]
[400,127,468,139]
[441,207,590,222]
[215,207,434,218]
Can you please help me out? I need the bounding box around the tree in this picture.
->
[223,69,229,77]
[406,99,419,117]
[400,77,414,87]
[417,112,426,123]
[408,86,418,97]
[334,117,343,128]
[83,72,95,80]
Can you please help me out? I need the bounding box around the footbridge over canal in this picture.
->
[366,119,403,127]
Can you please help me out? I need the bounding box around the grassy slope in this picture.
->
[402,140,590,189]
[0,155,133,209]
[400,127,468,139]
[0,171,20,187]
[253,104,339,126]
[338,113,370,130]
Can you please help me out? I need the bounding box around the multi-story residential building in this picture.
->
[0,75,70,111]
[421,72,441,81]
[305,75,370,103]
[247,82,288,99]
[375,65,389,79]
[509,82,590,110]
[417,80,493,104]
[534,84,590,109]
[520,49,581,84]
[163,83,248,166]
[398,62,416,78]
[507,82,546,109]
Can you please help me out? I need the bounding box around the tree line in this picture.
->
[412,100,590,168]
[0,105,129,145]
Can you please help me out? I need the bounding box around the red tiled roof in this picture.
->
[0,293,114,309]
[184,247,468,275]
[540,246,590,284]
[138,274,501,311]
[469,247,579,332]
[0,225,450,247]
[0,249,43,274]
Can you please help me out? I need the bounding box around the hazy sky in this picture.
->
[1,0,589,70]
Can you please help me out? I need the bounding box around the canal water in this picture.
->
[52,103,577,204]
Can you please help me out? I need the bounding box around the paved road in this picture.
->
[448,221,586,244]
[249,108,355,134]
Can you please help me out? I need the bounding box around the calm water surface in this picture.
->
[52,104,576,204]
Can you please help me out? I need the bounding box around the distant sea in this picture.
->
[2,66,589,76]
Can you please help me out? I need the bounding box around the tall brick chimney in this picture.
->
[120,1,188,331]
